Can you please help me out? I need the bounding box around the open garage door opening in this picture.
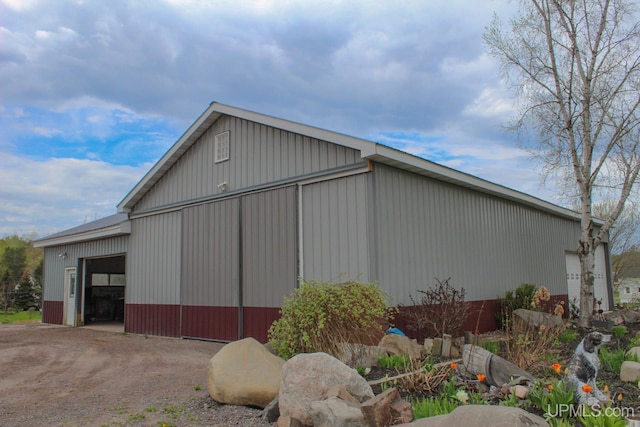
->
[82,255,126,330]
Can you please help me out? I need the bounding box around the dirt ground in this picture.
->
[0,322,271,427]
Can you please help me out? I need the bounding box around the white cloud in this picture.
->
[0,0,39,12]
[463,87,515,119]
[0,152,149,236]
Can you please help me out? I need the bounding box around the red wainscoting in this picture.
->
[394,294,569,343]
[125,304,180,337]
[181,306,238,341]
[42,300,63,325]
[243,307,281,343]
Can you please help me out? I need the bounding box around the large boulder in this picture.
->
[379,334,424,360]
[207,337,285,408]
[279,352,375,426]
[396,405,549,426]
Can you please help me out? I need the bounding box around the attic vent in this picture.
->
[214,131,230,163]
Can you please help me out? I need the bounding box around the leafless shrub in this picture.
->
[402,278,470,338]
[503,315,562,374]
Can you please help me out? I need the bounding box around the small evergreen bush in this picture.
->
[496,283,537,329]
[268,279,392,360]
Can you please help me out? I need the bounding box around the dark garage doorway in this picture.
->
[83,255,126,327]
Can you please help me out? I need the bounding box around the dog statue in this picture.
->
[566,331,611,406]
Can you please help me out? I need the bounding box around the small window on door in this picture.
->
[214,131,230,163]
[69,272,76,297]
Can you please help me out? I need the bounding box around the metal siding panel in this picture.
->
[42,300,63,324]
[125,304,180,337]
[133,116,363,212]
[242,186,297,308]
[128,212,181,305]
[302,174,370,282]
[181,199,239,307]
[373,164,582,305]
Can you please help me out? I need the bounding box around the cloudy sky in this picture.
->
[0,0,561,238]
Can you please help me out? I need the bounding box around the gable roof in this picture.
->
[118,102,582,222]
[34,213,130,247]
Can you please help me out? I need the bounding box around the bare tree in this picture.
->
[484,0,640,327]
[593,200,639,284]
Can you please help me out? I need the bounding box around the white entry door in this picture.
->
[64,267,77,326]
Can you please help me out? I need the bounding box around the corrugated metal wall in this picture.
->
[42,236,129,302]
[180,186,297,341]
[301,173,370,282]
[127,212,181,305]
[242,186,297,307]
[181,198,240,341]
[242,186,297,341]
[372,164,580,304]
[134,115,361,212]
[182,199,240,307]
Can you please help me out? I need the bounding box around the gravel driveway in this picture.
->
[0,323,272,426]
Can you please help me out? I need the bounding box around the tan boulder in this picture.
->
[379,334,424,359]
[207,337,285,408]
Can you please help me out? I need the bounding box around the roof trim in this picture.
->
[117,102,376,212]
[34,221,130,247]
[117,102,587,223]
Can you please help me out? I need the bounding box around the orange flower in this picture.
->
[547,384,554,391]
[477,374,486,382]
[603,385,609,393]
[618,393,624,401]
[551,363,562,374]
[450,363,457,370]
[582,385,593,393]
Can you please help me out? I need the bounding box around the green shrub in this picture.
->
[557,329,579,343]
[496,284,537,329]
[268,279,392,360]
[482,340,500,354]
[611,325,628,338]
[599,347,638,374]
[528,379,574,426]
[412,395,458,419]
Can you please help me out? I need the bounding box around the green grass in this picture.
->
[377,354,412,370]
[0,310,41,324]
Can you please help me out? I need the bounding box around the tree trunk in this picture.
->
[578,239,596,328]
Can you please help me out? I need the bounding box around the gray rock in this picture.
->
[395,405,549,426]
[207,337,285,408]
[279,352,374,425]
[309,397,366,427]
[338,342,388,368]
[620,361,640,382]
[261,397,280,423]
[513,309,565,331]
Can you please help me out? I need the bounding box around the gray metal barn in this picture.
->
[35,103,614,341]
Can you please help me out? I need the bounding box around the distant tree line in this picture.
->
[613,248,640,282]
[0,235,43,313]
